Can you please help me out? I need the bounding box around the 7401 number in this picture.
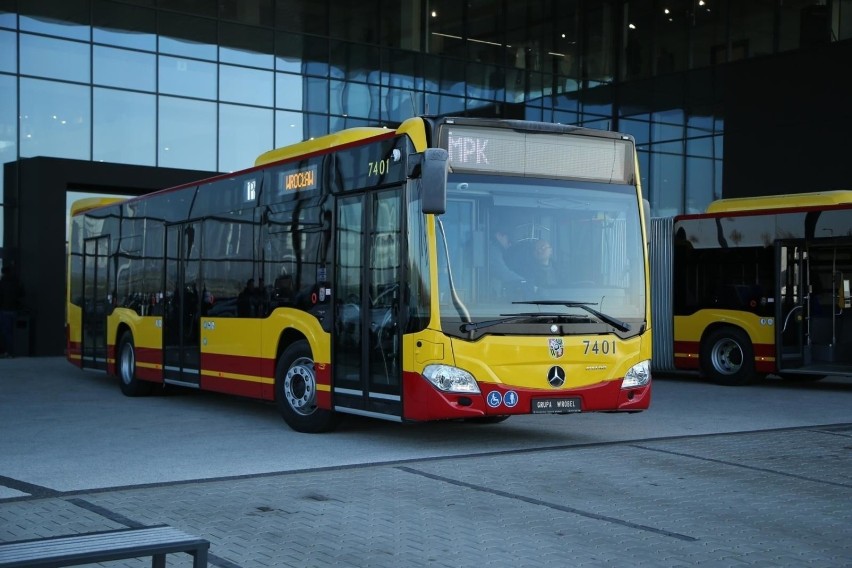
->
[583,339,616,355]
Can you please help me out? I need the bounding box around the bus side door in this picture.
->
[81,235,110,371]
[163,222,202,386]
[333,188,403,419]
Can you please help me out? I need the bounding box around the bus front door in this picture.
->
[81,235,110,371]
[332,189,403,421]
[163,222,202,386]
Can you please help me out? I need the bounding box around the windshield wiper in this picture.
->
[513,300,631,332]
[459,312,568,333]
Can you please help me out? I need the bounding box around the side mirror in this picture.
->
[419,148,448,215]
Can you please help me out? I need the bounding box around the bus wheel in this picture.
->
[700,327,756,386]
[117,332,152,396]
[275,340,339,433]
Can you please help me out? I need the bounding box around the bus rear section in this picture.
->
[653,191,852,385]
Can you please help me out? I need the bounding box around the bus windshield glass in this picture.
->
[437,173,646,338]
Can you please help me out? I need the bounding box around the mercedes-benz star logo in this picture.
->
[547,366,566,387]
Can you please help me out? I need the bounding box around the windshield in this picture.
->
[436,174,646,338]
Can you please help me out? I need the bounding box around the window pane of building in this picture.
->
[304,77,329,113]
[219,0,273,26]
[275,0,328,36]
[428,0,464,58]
[19,0,89,40]
[685,156,714,213]
[220,65,273,107]
[691,0,728,67]
[158,12,217,60]
[20,78,90,160]
[94,88,155,166]
[276,72,304,110]
[655,1,687,73]
[159,56,217,99]
[650,151,683,216]
[166,0,217,18]
[158,96,216,171]
[219,21,274,69]
[330,3,379,43]
[94,46,155,91]
[219,104,273,173]
[275,110,304,148]
[584,1,615,85]
[0,73,16,210]
[93,0,156,51]
[730,1,775,60]
[779,1,831,51]
[0,29,14,72]
[20,34,89,82]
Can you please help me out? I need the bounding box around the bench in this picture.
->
[0,525,209,567]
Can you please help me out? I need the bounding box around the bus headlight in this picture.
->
[621,360,651,389]
[422,364,481,394]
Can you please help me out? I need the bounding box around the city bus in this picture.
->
[651,191,852,385]
[66,116,652,432]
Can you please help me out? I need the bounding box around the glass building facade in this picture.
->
[1,0,852,251]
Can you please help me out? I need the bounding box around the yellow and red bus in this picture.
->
[67,116,652,432]
[652,191,852,385]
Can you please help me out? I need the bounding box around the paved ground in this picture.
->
[1,358,851,567]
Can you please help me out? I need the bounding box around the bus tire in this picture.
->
[117,332,153,397]
[275,340,339,433]
[700,327,756,386]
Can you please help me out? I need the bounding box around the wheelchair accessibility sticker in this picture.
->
[487,390,518,408]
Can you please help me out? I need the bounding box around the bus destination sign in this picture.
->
[444,125,631,184]
[281,164,318,192]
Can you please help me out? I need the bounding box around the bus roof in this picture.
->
[70,197,126,217]
[254,127,394,167]
[704,190,852,214]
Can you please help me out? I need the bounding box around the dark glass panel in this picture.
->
[380,0,421,49]
[219,0,273,27]
[730,0,776,60]
[304,77,329,113]
[621,0,652,80]
[427,0,464,58]
[685,156,714,214]
[19,0,90,40]
[276,32,329,77]
[203,211,257,318]
[330,2,379,43]
[691,0,728,68]
[583,0,615,86]
[158,12,217,60]
[164,0,216,18]
[654,0,687,73]
[92,0,156,51]
[219,21,274,68]
[275,0,328,36]
[330,41,381,82]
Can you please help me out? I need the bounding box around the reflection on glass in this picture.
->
[275,110,304,147]
[0,30,15,72]
[20,3,90,41]
[158,96,216,171]
[20,33,89,82]
[219,103,273,173]
[159,56,217,99]
[220,65,273,107]
[219,21,273,68]
[158,12,217,61]
[94,88,155,166]
[304,77,329,113]
[0,74,16,174]
[438,176,646,332]
[92,1,156,51]
[275,72,303,110]
[20,78,90,160]
[94,46,155,91]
